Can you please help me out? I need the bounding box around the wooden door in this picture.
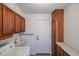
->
[52,20,59,56]
[52,20,57,55]
[52,11,59,56]
[15,14,25,33]
[20,17,25,32]
[14,14,21,33]
[56,45,63,56]
[3,5,14,36]
[0,4,2,37]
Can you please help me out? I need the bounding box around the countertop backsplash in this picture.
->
[0,36,14,46]
[0,34,22,45]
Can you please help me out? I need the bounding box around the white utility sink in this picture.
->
[1,41,30,56]
[2,46,30,56]
[14,40,27,47]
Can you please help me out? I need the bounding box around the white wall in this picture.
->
[64,4,79,50]
[22,13,51,54]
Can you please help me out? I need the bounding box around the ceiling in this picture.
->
[17,3,69,13]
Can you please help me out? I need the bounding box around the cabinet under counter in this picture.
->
[56,42,79,56]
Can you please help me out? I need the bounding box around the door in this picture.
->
[0,4,2,37]
[20,17,25,32]
[36,20,51,54]
[14,14,25,33]
[56,45,64,56]
[14,14,21,33]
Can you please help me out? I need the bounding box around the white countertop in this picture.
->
[56,42,79,56]
[2,47,27,56]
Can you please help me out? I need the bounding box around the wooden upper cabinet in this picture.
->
[52,9,64,42]
[0,4,2,37]
[0,4,25,40]
[3,5,14,36]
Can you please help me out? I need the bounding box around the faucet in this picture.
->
[19,33,23,41]
[14,38,17,44]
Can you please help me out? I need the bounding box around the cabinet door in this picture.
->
[15,14,25,33]
[0,4,2,37]
[56,45,64,56]
[3,5,14,36]
[14,14,21,33]
[20,17,25,32]
[63,51,70,56]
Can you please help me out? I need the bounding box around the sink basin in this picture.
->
[14,40,27,47]
[15,43,26,47]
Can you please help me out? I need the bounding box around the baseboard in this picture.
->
[30,53,51,56]
[36,53,50,55]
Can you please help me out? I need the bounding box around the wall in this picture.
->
[64,4,79,50]
[22,13,51,54]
